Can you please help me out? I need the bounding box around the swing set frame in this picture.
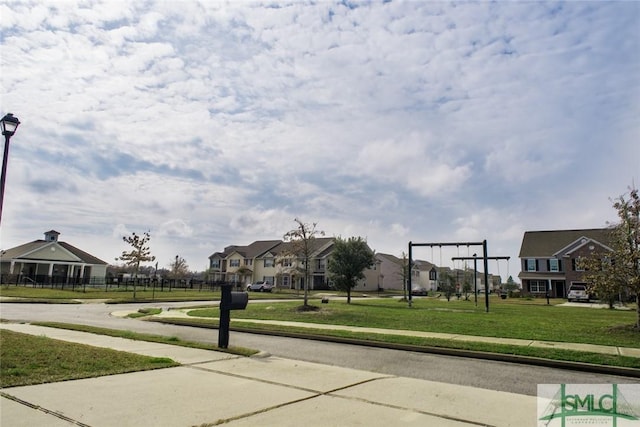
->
[408,240,492,312]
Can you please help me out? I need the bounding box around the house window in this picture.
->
[229,259,240,267]
[316,259,325,270]
[572,258,585,271]
[526,259,537,272]
[529,280,547,293]
[263,276,274,284]
[548,259,560,272]
[244,259,252,266]
[282,258,292,267]
[210,259,220,269]
[282,275,290,287]
[264,258,275,268]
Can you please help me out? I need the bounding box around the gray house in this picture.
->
[0,230,108,285]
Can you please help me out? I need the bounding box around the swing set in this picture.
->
[408,240,508,313]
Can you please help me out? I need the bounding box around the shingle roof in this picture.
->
[245,240,283,258]
[1,239,107,265]
[377,253,402,264]
[210,240,283,259]
[58,242,108,265]
[518,228,612,258]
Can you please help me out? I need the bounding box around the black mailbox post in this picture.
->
[218,285,249,348]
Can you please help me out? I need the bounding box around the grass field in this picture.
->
[186,296,639,348]
[2,287,638,371]
[0,285,306,302]
[0,330,178,388]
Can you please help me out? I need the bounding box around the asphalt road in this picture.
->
[1,300,638,396]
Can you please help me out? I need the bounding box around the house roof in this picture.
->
[1,239,107,265]
[518,228,612,258]
[376,253,402,264]
[209,240,282,259]
[413,259,437,271]
[210,237,338,260]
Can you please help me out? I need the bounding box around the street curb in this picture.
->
[148,318,640,378]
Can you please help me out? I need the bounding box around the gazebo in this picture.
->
[0,230,107,286]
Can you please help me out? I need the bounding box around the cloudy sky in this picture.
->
[1,0,638,276]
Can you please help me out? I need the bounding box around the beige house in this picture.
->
[0,230,108,285]
[208,237,381,291]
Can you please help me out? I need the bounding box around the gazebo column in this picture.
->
[66,264,72,285]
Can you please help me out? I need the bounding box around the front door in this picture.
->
[553,280,566,298]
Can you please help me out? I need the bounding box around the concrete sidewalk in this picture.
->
[1,323,536,427]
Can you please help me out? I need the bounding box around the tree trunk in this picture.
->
[303,267,309,306]
[347,288,351,304]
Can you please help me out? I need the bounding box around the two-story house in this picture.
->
[518,228,612,298]
[207,240,282,284]
[208,237,381,291]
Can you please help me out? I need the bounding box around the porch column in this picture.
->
[66,264,73,285]
[10,260,15,274]
[47,263,54,285]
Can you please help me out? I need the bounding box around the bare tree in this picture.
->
[118,231,155,299]
[283,218,324,307]
[169,255,190,279]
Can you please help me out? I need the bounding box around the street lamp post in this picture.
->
[0,113,21,225]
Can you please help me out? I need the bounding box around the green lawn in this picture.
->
[186,296,639,348]
[0,285,303,302]
[0,330,178,388]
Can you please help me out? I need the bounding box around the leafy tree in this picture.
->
[440,271,457,301]
[462,270,473,300]
[169,255,189,279]
[399,252,409,301]
[504,276,519,296]
[283,218,324,307]
[581,186,640,328]
[118,231,155,299]
[327,236,376,304]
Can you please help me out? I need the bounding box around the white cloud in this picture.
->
[1,1,637,274]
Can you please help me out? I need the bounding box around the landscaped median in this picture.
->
[145,297,640,373]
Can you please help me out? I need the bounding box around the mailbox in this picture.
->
[221,291,249,310]
[218,286,248,348]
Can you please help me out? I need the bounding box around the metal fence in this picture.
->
[0,274,245,292]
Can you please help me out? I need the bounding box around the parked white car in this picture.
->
[246,282,274,292]
[567,284,590,302]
